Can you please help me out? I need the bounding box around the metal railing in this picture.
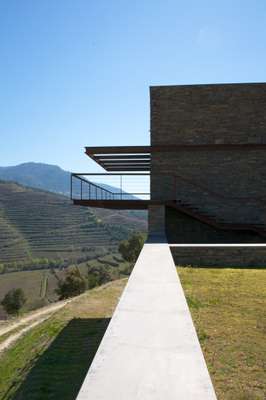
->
[71,173,150,201]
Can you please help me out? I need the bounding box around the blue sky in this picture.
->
[1,0,266,172]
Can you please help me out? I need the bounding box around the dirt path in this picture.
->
[0,299,71,339]
[0,315,53,352]
[0,282,123,353]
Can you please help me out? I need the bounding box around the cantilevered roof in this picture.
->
[85,146,151,171]
[85,144,266,172]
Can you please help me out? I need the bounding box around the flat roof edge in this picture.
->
[150,82,266,90]
[170,243,266,247]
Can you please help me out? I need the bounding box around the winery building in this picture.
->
[72,82,266,266]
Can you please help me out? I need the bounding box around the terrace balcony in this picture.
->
[70,172,154,209]
[71,146,266,239]
[71,146,159,209]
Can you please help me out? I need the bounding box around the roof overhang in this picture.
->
[85,144,266,172]
[85,146,151,172]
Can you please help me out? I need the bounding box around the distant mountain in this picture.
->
[0,162,138,199]
[0,163,70,195]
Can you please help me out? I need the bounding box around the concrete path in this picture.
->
[76,241,217,399]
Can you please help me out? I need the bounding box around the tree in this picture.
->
[87,264,112,288]
[1,288,27,315]
[118,233,144,262]
[87,273,99,289]
[56,268,86,300]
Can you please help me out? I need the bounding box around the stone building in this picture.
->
[150,83,266,243]
[72,82,266,265]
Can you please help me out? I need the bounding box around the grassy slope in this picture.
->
[0,279,127,400]
[177,267,266,400]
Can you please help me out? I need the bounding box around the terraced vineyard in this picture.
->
[0,181,147,264]
[0,251,131,318]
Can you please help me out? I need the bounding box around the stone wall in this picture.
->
[165,207,264,244]
[150,83,266,146]
[150,83,266,243]
[171,245,266,267]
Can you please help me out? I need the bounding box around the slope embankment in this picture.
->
[0,279,127,400]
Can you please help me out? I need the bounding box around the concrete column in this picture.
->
[148,205,165,236]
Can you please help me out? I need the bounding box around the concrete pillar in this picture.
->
[148,205,165,236]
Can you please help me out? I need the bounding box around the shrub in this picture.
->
[87,274,99,289]
[119,263,133,276]
[118,233,144,262]
[56,268,86,300]
[1,288,27,315]
[87,264,112,287]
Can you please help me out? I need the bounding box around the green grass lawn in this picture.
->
[177,267,266,400]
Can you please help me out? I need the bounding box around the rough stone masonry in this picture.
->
[149,83,266,265]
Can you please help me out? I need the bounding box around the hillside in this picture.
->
[0,162,144,200]
[0,252,131,318]
[0,180,147,265]
[0,163,70,195]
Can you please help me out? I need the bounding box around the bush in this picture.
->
[119,263,133,276]
[1,288,27,315]
[56,268,86,300]
[87,273,100,289]
[118,233,144,262]
[87,264,112,287]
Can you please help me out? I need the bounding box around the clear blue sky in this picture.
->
[1,0,266,172]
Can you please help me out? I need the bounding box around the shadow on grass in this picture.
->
[11,318,110,400]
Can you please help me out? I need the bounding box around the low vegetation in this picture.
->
[177,267,266,400]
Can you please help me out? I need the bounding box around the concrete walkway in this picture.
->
[76,241,217,399]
